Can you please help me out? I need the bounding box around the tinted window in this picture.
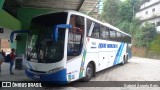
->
[110,29,116,40]
[116,32,122,42]
[91,23,100,38]
[100,26,110,39]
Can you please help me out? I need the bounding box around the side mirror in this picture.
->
[10,30,30,43]
[53,24,72,42]
[15,34,21,40]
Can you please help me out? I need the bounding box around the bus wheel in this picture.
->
[82,63,94,82]
[121,56,126,65]
[126,55,128,63]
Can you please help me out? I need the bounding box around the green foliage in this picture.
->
[120,21,157,47]
[101,0,120,26]
[101,0,157,48]
[118,0,133,22]
[136,23,157,47]
[117,20,130,33]
[149,34,160,54]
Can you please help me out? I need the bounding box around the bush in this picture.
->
[149,34,160,54]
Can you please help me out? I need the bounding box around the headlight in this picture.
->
[48,67,64,74]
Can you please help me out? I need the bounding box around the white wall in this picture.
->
[136,0,160,33]
[140,0,160,9]
[136,3,160,21]
[0,26,13,39]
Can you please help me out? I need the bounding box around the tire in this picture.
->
[121,56,126,65]
[82,63,94,82]
[126,55,128,63]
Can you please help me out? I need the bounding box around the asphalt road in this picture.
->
[1,57,160,90]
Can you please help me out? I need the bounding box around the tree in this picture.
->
[101,0,120,26]
[101,0,157,48]
[118,0,133,22]
[118,0,141,22]
[136,23,157,47]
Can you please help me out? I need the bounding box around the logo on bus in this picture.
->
[91,42,97,49]
[98,43,118,48]
[92,42,96,45]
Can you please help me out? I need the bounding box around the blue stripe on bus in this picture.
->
[113,43,123,65]
[116,43,125,64]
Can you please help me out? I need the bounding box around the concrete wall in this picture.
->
[0,0,4,9]
[140,0,160,9]
[0,9,21,51]
[135,0,160,32]
[0,6,53,55]
[17,8,51,29]
[0,10,21,30]
[136,3,160,21]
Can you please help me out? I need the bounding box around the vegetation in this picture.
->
[101,0,120,25]
[101,0,158,58]
[148,34,160,56]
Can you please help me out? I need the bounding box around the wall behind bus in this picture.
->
[0,9,21,50]
[0,10,21,31]
[0,0,5,9]
[16,7,52,55]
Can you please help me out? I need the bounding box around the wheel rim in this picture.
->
[86,66,92,78]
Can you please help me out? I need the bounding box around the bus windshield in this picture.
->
[26,12,68,63]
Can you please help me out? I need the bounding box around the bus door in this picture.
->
[67,15,85,81]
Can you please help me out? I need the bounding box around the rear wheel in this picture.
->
[125,55,129,63]
[121,56,126,65]
[82,63,94,81]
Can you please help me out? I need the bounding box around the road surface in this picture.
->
[1,57,160,90]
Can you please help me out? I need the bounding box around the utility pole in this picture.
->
[133,3,135,19]
[131,0,136,19]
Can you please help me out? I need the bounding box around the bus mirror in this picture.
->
[10,30,30,43]
[53,24,72,42]
[15,34,21,40]
[53,27,59,42]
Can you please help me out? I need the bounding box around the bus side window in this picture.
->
[109,29,116,41]
[100,26,110,40]
[91,23,100,38]
[116,32,122,42]
[121,33,125,43]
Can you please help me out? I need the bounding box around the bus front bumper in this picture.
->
[25,69,67,84]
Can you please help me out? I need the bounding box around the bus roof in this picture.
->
[66,10,131,37]
[33,10,131,37]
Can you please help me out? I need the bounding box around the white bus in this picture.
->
[23,10,132,83]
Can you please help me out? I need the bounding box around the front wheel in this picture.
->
[81,63,94,82]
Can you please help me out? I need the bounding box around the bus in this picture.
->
[23,10,132,83]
